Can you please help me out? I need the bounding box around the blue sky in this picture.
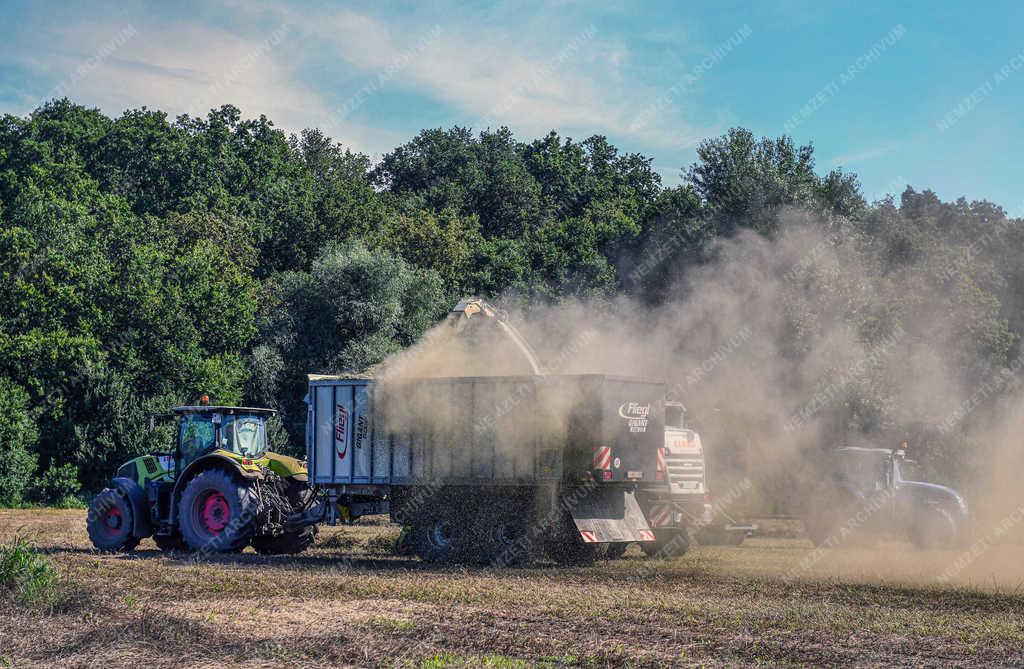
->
[1,0,1022,211]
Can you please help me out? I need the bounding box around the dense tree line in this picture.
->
[0,99,1018,505]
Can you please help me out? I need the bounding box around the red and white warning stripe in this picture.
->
[593,445,612,470]
[648,503,673,528]
[656,446,667,479]
[579,530,597,543]
[638,529,656,542]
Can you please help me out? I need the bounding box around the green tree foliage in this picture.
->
[255,240,447,448]
[687,127,863,235]
[0,99,1019,500]
[0,101,262,495]
[0,380,38,506]
[375,127,661,297]
[375,207,482,295]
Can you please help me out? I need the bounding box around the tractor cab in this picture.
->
[173,406,274,470]
[834,446,895,492]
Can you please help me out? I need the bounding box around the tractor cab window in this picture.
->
[897,458,922,483]
[179,415,216,465]
[840,450,889,490]
[221,415,267,458]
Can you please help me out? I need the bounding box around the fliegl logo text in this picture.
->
[618,402,651,433]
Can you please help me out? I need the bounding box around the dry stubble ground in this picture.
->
[0,509,1022,668]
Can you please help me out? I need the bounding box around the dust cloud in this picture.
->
[373,207,1024,588]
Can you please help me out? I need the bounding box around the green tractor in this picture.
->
[86,403,320,555]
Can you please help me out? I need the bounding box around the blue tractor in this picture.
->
[802,445,969,549]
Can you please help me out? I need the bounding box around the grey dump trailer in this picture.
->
[307,374,697,564]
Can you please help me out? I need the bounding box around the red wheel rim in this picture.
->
[199,491,230,534]
[102,507,123,537]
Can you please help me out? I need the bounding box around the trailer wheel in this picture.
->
[87,489,141,553]
[641,530,689,558]
[177,469,257,553]
[478,512,531,566]
[410,508,457,563]
[252,525,318,555]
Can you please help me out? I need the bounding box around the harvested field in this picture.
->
[1,509,1022,668]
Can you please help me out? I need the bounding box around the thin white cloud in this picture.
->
[265,4,707,146]
[3,17,399,156]
[43,21,323,132]
[4,4,717,159]
[827,144,899,166]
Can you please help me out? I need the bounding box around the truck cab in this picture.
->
[661,402,711,526]
[617,402,712,558]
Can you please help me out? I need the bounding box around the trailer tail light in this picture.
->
[593,445,612,471]
[601,470,613,481]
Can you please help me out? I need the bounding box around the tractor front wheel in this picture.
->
[87,489,140,553]
[177,469,257,553]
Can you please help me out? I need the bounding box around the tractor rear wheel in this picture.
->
[177,469,257,553]
[87,489,140,553]
[251,526,318,555]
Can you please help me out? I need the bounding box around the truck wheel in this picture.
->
[910,506,958,550]
[153,532,185,552]
[410,507,458,563]
[87,489,141,553]
[177,469,257,553]
[604,542,629,560]
[641,530,689,558]
[251,526,318,555]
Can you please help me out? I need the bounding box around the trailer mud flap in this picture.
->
[569,487,654,543]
